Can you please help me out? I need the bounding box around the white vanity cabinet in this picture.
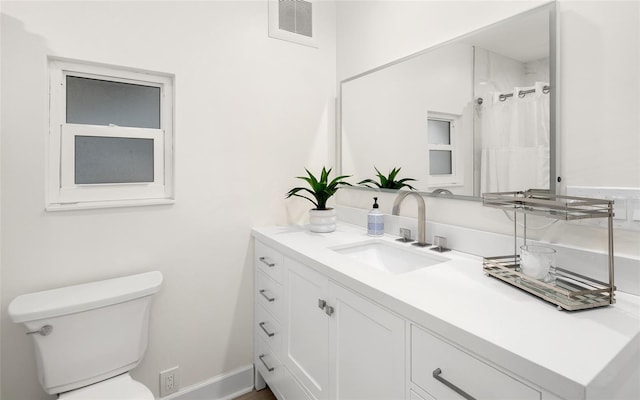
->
[284,257,405,400]
[254,238,542,400]
[255,240,405,400]
[254,238,553,400]
[253,225,640,400]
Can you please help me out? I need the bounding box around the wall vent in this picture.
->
[268,0,317,48]
[279,0,312,38]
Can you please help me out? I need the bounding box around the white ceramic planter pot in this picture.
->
[309,208,337,233]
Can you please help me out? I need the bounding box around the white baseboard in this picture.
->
[162,364,254,400]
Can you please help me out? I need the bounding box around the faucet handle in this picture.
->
[396,228,414,243]
[431,236,451,252]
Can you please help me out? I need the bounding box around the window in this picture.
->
[47,59,174,210]
[427,113,461,187]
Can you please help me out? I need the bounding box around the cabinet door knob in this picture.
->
[432,368,476,400]
[325,305,335,316]
[318,299,327,310]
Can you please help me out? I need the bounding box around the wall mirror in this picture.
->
[339,3,556,200]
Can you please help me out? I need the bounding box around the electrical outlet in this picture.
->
[566,186,640,231]
[159,366,179,397]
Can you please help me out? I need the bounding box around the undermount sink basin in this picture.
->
[332,240,447,274]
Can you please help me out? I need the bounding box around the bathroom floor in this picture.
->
[234,386,276,400]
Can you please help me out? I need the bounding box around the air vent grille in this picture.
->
[279,0,312,38]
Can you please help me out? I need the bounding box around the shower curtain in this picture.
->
[479,81,550,193]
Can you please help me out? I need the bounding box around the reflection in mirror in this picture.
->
[340,3,555,200]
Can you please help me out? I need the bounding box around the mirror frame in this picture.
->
[337,1,558,202]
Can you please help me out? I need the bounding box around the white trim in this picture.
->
[268,0,318,48]
[51,58,173,88]
[160,364,254,400]
[45,198,175,212]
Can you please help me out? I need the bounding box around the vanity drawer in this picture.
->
[256,270,284,323]
[256,336,282,383]
[411,325,540,400]
[255,241,284,283]
[256,337,311,400]
[256,303,282,357]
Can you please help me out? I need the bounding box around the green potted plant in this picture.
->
[286,167,351,232]
[358,166,417,190]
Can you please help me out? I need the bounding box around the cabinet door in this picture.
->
[329,282,406,400]
[284,258,330,400]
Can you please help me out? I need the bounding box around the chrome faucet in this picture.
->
[431,188,453,195]
[392,191,430,247]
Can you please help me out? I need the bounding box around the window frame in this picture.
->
[47,58,174,211]
[426,112,463,188]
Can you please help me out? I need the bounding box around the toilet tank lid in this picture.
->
[8,271,163,323]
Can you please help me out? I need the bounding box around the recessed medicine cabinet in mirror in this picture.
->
[339,3,557,200]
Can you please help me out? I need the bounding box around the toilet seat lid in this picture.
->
[58,373,153,400]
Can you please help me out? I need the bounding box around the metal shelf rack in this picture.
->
[482,190,615,311]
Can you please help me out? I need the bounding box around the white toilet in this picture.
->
[8,271,163,399]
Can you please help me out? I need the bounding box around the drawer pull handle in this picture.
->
[432,368,476,400]
[259,257,276,267]
[259,322,275,337]
[325,305,335,316]
[259,354,275,372]
[318,299,327,310]
[259,289,275,302]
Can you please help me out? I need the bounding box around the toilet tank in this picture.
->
[8,271,163,395]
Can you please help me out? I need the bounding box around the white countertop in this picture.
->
[253,222,640,400]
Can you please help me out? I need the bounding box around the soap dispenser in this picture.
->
[367,197,384,236]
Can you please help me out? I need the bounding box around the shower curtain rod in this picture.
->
[476,85,550,105]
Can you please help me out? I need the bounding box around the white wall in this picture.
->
[336,0,547,81]
[0,1,335,399]
[336,0,640,259]
[559,0,640,188]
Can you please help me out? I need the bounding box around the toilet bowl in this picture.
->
[8,271,163,398]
